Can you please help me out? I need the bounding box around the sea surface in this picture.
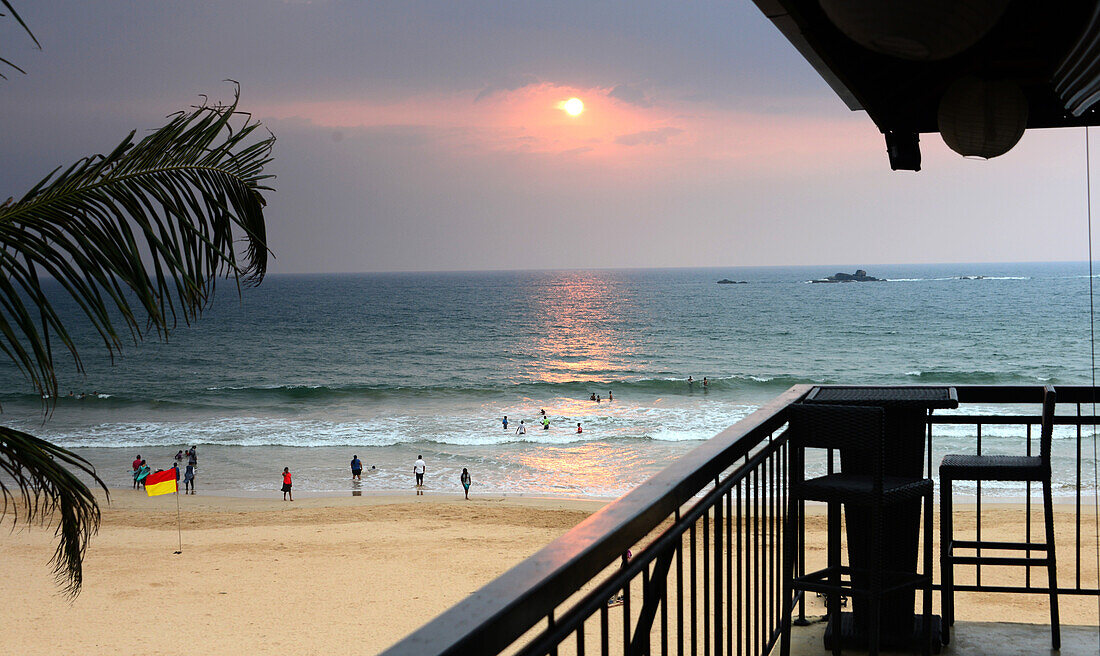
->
[1,262,1098,498]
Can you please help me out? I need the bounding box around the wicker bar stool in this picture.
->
[939,385,1059,648]
[780,404,934,656]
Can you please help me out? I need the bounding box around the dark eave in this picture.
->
[752,0,1100,135]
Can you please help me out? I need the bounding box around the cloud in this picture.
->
[608,84,652,107]
[614,126,684,146]
[475,74,541,102]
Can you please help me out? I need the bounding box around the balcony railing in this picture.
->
[381,385,1100,656]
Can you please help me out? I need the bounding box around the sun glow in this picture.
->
[562,97,584,116]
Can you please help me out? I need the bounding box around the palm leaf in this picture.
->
[0,85,274,399]
[1,1,40,79]
[0,426,106,596]
[0,86,275,594]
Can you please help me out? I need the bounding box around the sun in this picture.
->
[562,97,585,116]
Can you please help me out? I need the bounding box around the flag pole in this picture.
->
[174,481,182,555]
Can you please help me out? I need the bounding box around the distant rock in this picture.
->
[811,269,883,283]
[717,279,748,284]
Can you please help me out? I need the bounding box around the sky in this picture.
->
[1,1,1096,273]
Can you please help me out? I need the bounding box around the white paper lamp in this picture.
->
[937,76,1029,159]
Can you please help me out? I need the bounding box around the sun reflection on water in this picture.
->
[514,271,642,384]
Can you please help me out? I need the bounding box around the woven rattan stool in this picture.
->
[939,385,1059,649]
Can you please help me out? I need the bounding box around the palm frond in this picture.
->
[0,426,107,596]
[1,1,40,79]
[0,86,275,595]
[0,85,275,400]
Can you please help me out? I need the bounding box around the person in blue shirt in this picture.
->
[351,455,363,480]
[183,463,195,494]
[502,415,508,431]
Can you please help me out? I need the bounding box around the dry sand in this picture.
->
[0,491,1096,655]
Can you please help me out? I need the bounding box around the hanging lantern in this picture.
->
[937,76,1029,159]
[819,0,1011,61]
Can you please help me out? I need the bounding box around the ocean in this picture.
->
[1,262,1097,498]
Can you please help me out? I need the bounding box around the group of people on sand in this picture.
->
[277,454,473,502]
[405,454,473,499]
[131,446,196,494]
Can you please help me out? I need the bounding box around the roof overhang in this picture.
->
[752,1,1100,169]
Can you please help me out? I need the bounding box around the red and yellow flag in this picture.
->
[145,469,177,497]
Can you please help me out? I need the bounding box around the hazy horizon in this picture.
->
[255,258,1094,276]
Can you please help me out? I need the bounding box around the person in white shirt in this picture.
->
[413,455,426,487]
[515,420,526,435]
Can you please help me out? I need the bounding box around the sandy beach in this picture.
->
[0,491,1096,655]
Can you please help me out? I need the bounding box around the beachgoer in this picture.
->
[608,391,612,401]
[542,417,550,430]
[351,454,363,480]
[516,420,526,435]
[596,394,601,403]
[413,455,426,487]
[282,468,293,501]
[174,450,184,463]
[502,415,508,431]
[576,423,583,434]
[172,462,180,493]
[132,454,142,489]
[688,376,693,386]
[703,377,708,388]
[189,445,198,465]
[608,550,633,606]
[460,468,472,500]
[135,461,151,488]
[183,463,195,494]
[590,393,596,401]
[540,408,546,417]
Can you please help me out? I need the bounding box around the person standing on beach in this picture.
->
[282,467,293,501]
[460,468,472,500]
[189,445,198,465]
[351,454,362,480]
[135,460,150,488]
[172,462,180,493]
[413,455,426,487]
[132,454,142,489]
[502,415,508,431]
[183,462,195,494]
[516,420,526,435]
